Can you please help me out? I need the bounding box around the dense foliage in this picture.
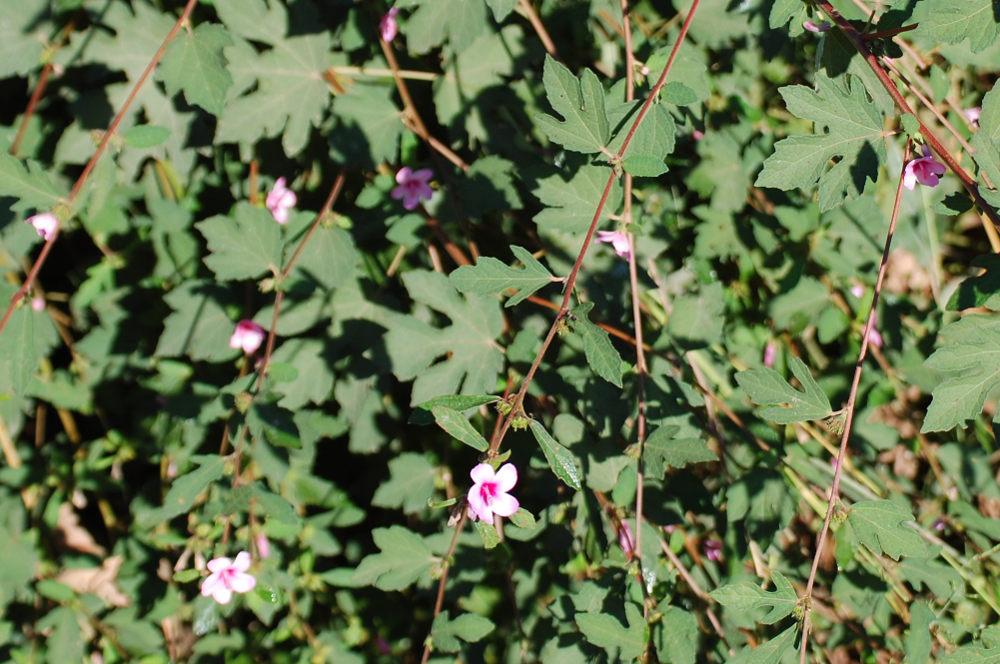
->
[4,0,1000,662]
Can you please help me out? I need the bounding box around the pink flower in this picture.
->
[391,167,433,210]
[229,320,265,354]
[200,551,256,605]
[964,107,981,128]
[25,212,58,241]
[763,342,777,368]
[466,463,519,523]
[379,7,399,42]
[704,538,723,562]
[803,20,831,33]
[255,533,271,559]
[692,129,705,141]
[595,230,631,261]
[903,149,946,190]
[266,177,297,224]
[618,520,635,559]
[31,297,46,312]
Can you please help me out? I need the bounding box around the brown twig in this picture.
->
[10,65,53,157]
[518,0,557,56]
[798,141,910,663]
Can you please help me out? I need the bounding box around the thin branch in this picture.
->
[798,141,910,663]
[518,0,557,56]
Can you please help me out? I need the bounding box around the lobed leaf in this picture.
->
[535,54,610,154]
[569,303,625,388]
[847,500,929,560]
[709,571,798,625]
[449,245,554,307]
[735,356,832,424]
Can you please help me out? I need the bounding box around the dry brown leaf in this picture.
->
[55,555,129,607]
[54,503,106,556]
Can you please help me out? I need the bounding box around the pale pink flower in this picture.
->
[466,463,519,523]
[964,107,981,128]
[903,149,946,190]
[868,328,883,348]
[763,342,777,368]
[595,230,632,261]
[266,177,297,224]
[200,551,256,605]
[379,7,399,42]
[31,297,46,312]
[391,167,433,210]
[803,20,831,33]
[255,533,271,559]
[618,520,635,559]
[229,320,265,354]
[692,129,705,141]
[26,212,58,241]
[704,538,723,562]
[850,285,864,299]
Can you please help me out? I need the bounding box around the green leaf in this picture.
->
[372,452,437,513]
[431,611,494,653]
[474,519,501,548]
[0,153,65,213]
[0,304,38,397]
[122,125,171,148]
[535,54,610,154]
[154,281,239,361]
[157,23,233,116]
[485,0,519,21]
[431,406,489,451]
[655,605,698,664]
[0,0,48,78]
[406,0,489,54]
[217,33,331,157]
[529,420,583,490]
[915,0,1000,53]
[756,74,886,211]
[43,606,84,664]
[449,245,554,307]
[248,401,301,448]
[37,580,75,602]
[227,482,299,526]
[352,526,434,591]
[735,356,832,424]
[144,455,225,526]
[973,85,1000,192]
[576,602,645,661]
[709,572,797,625]
[643,426,715,478]
[213,0,287,45]
[533,164,621,234]
[905,600,934,664]
[768,0,809,31]
[569,303,625,388]
[195,202,283,281]
[847,500,929,560]
[385,271,504,406]
[329,84,403,168]
[410,394,499,425]
[608,101,676,177]
[729,624,798,664]
[922,314,1000,432]
[666,281,725,346]
[940,645,1000,663]
[949,256,1000,311]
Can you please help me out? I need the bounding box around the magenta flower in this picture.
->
[200,551,256,605]
[229,320,265,354]
[266,177,297,224]
[763,342,777,368]
[964,106,981,128]
[704,538,723,562]
[903,149,946,190]
[466,463,519,524]
[25,212,58,241]
[391,167,433,210]
[379,7,399,42]
[595,230,631,261]
[803,20,831,33]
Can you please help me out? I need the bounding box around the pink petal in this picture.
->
[201,573,224,597]
[494,463,517,492]
[212,586,234,605]
[490,493,519,517]
[232,551,252,572]
[395,167,413,185]
[470,463,496,484]
[467,486,492,522]
[228,571,256,594]
[412,168,434,183]
[206,557,233,573]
